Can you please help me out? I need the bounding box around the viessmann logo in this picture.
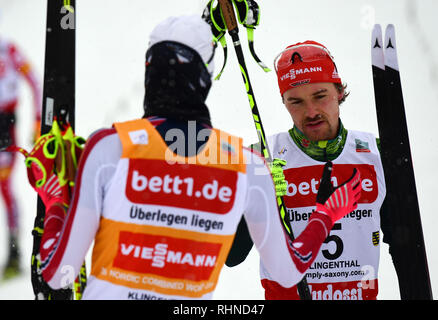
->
[113,231,222,281]
[283,164,379,208]
[126,159,238,214]
[280,66,323,81]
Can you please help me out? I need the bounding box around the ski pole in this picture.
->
[217,0,311,300]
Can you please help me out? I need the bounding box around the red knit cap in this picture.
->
[274,40,342,96]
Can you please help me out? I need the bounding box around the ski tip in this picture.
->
[385,24,396,50]
[372,24,382,40]
[386,24,395,33]
[371,24,383,48]
[371,24,384,70]
[372,24,382,33]
[384,24,399,71]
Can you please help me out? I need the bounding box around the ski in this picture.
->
[371,24,432,300]
[31,0,83,300]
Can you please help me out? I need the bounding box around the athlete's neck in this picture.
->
[147,116,212,157]
[289,119,347,162]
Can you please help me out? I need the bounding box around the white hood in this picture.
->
[148,14,215,75]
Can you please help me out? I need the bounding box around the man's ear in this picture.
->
[338,88,344,102]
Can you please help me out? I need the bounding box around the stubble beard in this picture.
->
[301,115,337,142]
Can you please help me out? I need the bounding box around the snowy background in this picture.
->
[0,0,437,300]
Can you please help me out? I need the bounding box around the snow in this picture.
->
[0,0,437,300]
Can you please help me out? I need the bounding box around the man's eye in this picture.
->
[315,95,326,100]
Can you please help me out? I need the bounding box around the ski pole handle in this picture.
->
[218,0,271,161]
[218,0,238,32]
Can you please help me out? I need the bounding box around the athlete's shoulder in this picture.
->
[86,127,118,147]
[346,129,380,151]
[79,127,121,166]
[246,131,292,155]
[265,131,301,161]
[267,130,294,147]
[347,129,378,140]
[268,130,290,139]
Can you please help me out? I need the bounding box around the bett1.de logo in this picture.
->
[283,164,378,207]
[126,159,238,214]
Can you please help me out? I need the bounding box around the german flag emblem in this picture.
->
[372,231,380,246]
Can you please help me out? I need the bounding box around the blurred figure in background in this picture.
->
[0,35,41,280]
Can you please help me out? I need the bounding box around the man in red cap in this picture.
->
[227,41,391,300]
[275,41,344,143]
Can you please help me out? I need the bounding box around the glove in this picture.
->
[315,161,361,224]
[25,134,70,210]
[268,158,287,197]
[288,162,361,273]
[24,121,85,210]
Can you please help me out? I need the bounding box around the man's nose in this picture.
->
[304,101,320,119]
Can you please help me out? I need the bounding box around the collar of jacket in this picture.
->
[288,119,348,162]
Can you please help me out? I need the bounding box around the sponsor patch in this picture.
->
[126,159,238,214]
[113,231,221,281]
[91,221,235,297]
[355,139,370,153]
[283,164,379,208]
[128,129,149,145]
